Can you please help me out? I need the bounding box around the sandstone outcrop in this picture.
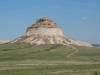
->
[0,40,10,44]
[11,17,92,47]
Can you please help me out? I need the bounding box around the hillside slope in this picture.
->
[0,43,100,75]
[10,17,92,47]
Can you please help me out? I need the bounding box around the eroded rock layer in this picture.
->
[11,17,92,47]
[0,40,10,44]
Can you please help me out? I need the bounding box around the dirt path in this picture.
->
[61,43,79,58]
[67,46,78,58]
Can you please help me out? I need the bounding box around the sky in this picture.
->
[0,0,100,44]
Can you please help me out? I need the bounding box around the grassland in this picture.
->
[0,43,100,75]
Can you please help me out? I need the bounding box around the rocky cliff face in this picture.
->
[26,17,62,36]
[11,17,92,47]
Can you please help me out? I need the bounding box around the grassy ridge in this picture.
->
[0,43,100,75]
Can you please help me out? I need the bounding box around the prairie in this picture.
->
[0,43,100,75]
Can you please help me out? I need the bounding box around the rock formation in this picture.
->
[10,17,92,47]
[0,40,10,44]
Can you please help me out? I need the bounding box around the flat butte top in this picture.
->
[27,17,60,29]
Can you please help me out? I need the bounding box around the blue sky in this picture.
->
[0,0,100,44]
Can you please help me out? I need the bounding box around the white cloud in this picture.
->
[82,16,90,20]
